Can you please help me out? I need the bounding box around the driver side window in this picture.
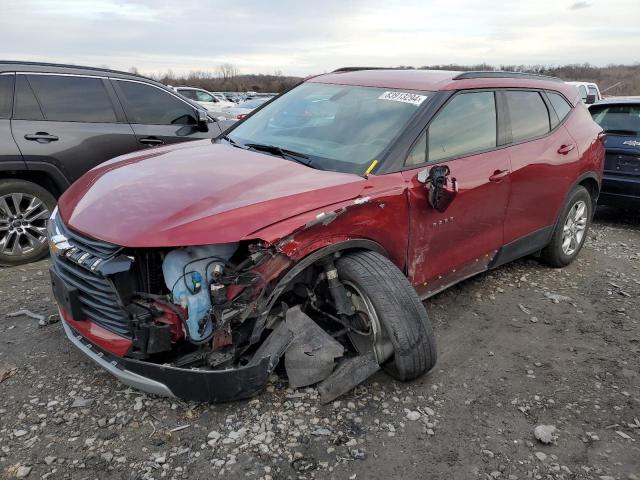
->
[405,91,497,166]
[116,80,196,125]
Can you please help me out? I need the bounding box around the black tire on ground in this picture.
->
[0,179,56,266]
[335,250,437,382]
[540,185,593,268]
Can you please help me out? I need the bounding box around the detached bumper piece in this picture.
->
[62,320,272,403]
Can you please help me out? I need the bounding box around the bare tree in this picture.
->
[217,63,239,81]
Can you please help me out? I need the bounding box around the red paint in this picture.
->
[55,70,604,353]
[60,307,132,357]
[311,70,581,104]
[58,141,365,247]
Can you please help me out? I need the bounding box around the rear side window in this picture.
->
[547,92,572,127]
[26,75,117,122]
[577,85,587,102]
[179,89,197,100]
[117,80,196,125]
[0,74,14,119]
[505,91,550,143]
[407,91,496,164]
[13,75,45,120]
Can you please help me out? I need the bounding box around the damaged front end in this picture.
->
[49,208,384,403]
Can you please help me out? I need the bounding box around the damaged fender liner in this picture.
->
[62,320,272,403]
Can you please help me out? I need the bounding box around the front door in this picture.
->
[112,80,222,148]
[401,90,511,298]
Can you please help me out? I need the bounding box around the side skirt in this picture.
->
[489,226,554,270]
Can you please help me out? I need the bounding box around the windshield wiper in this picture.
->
[220,134,246,148]
[244,143,317,169]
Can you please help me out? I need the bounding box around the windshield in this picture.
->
[591,104,640,135]
[239,98,269,109]
[227,83,432,174]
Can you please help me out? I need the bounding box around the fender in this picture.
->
[24,161,71,191]
[263,238,388,313]
[548,170,601,236]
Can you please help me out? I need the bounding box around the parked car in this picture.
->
[589,97,640,207]
[0,61,228,266]
[566,81,602,104]
[222,97,272,119]
[170,86,235,114]
[48,69,604,403]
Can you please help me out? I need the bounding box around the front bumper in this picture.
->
[61,316,273,403]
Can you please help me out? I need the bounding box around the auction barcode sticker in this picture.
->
[378,91,428,106]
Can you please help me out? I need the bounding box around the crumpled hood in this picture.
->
[58,141,366,247]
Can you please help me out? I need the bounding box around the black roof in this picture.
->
[453,71,563,82]
[0,60,159,83]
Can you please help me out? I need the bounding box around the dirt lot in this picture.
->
[0,207,638,480]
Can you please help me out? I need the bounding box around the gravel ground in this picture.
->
[0,207,638,480]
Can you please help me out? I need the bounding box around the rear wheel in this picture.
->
[541,185,592,267]
[0,180,55,266]
[335,251,437,381]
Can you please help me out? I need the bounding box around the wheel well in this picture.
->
[0,171,62,199]
[578,176,599,210]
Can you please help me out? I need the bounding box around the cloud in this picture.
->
[0,0,637,76]
[569,1,593,9]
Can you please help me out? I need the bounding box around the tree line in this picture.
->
[130,63,640,96]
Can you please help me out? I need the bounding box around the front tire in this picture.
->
[541,185,592,268]
[0,179,56,266]
[335,251,437,381]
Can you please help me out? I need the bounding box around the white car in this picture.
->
[222,97,272,119]
[171,87,235,114]
[566,81,602,104]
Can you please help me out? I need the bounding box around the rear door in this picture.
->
[112,79,222,147]
[0,73,24,170]
[11,73,138,182]
[501,89,579,246]
[401,90,511,297]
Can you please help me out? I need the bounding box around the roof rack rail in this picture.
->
[0,60,153,81]
[453,71,563,82]
[332,67,390,73]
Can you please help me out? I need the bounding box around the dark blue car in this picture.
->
[589,97,640,207]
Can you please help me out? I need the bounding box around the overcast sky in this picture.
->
[1,0,639,76]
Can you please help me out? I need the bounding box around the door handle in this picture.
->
[557,144,575,155]
[24,132,59,143]
[139,137,164,146]
[489,169,509,182]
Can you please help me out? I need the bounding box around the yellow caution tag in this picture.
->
[364,159,378,176]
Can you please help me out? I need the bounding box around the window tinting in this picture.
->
[416,91,496,164]
[590,104,640,135]
[195,91,215,102]
[0,74,14,119]
[178,89,197,100]
[13,75,44,121]
[26,75,117,122]
[505,91,550,143]
[547,92,572,127]
[118,81,196,125]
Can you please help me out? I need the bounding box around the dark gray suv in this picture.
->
[0,62,227,265]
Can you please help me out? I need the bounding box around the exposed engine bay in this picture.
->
[82,240,389,403]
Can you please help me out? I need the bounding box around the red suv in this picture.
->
[48,69,604,402]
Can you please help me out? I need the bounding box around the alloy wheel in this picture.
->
[343,280,394,364]
[0,193,51,257]
[561,200,588,256]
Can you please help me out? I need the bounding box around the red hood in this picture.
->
[58,141,366,247]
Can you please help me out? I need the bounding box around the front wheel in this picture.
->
[541,185,593,267]
[335,251,437,381]
[0,180,56,266]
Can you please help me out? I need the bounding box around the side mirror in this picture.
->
[417,165,458,212]
[585,93,597,104]
[196,109,209,132]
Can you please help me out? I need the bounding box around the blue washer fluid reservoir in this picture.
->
[162,244,238,342]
